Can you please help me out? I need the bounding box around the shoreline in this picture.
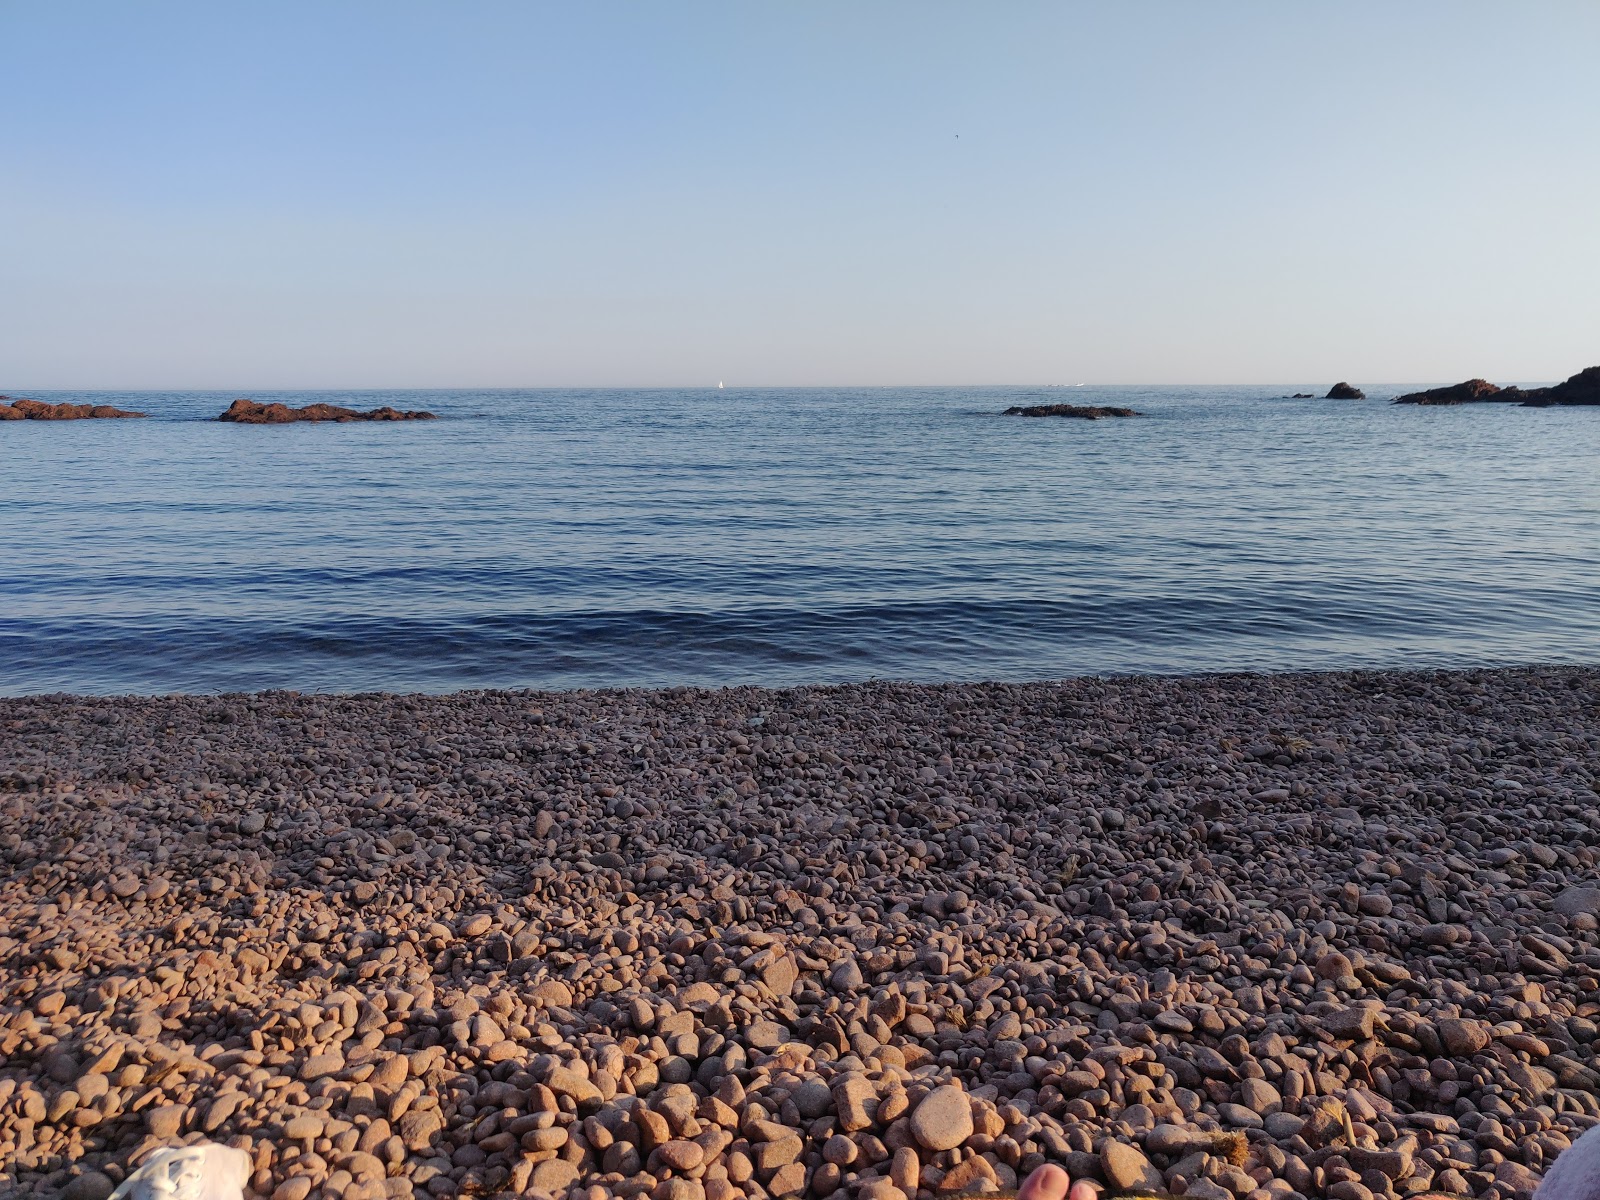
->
[4,658,1594,703]
[2,664,1598,1200]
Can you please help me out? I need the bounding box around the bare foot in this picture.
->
[1018,1164,1071,1200]
[1018,1164,1096,1200]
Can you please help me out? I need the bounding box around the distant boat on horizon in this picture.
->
[718,381,724,389]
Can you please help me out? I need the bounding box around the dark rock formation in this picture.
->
[1324,383,1365,400]
[0,397,147,420]
[1521,365,1600,407]
[217,399,437,424]
[1001,403,1140,419]
[1289,393,1314,399]
[1393,367,1600,406]
[1392,378,1513,406]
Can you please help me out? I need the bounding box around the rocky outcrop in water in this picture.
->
[1394,367,1600,407]
[216,399,437,424]
[1392,379,1513,406]
[1521,366,1600,407]
[1324,383,1365,400]
[1002,404,1140,419]
[0,397,147,420]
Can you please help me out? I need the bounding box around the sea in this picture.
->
[3,386,1598,697]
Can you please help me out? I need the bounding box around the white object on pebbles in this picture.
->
[1536,1124,1600,1200]
[106,1144,250,1200]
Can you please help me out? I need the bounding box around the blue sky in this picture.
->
[3,2,1597,388]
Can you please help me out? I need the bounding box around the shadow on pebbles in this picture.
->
[2,666,1599,1200]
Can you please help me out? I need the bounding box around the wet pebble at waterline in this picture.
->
[1,666,1599,1200]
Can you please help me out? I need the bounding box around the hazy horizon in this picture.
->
[5,1,1598,390]
[6,378,1584,395]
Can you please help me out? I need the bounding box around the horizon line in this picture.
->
[4,378,1563,394]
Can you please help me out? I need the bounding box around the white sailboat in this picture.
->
[718,380,724,389]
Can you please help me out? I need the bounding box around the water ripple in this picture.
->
[2,386,1598,694]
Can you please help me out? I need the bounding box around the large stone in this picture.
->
[1314,951,1354,980]
[833,1073,875,1132]
[937,1156,997,1192]
[792,1079,832,1119]
[1101,1141,1163,1193]
[398,1108,443,1151]
[1507,1062,1557,1101]
[1321,1005,1378,1041]
[1495,1161,1542,1196]
[656,1181,707,1200]
[761,954,798,997]
[299,1052,344,1081]
[829,958,865,991]
[1438,1017,1490,1056]
[659,1140,706,1171]
[63,1173,116,1200]
[530,1160,580,1193]
[1301,1100,1350,1149]
[752,1134,803,1171]
[1147,1124,1202,1156]
[1218,1103,1264,1129]
[767,1163,807,1196]
[1238,1077,1282,1114]
[530,979,574,1008]
[543,1064,601,1104]
[909,1085,973,1152]
[891,1146,920,1192]
[458,913,493,937]
[146,1105,188,1139]
[745,1019,789,1051]
[1349,1147,1414,1180]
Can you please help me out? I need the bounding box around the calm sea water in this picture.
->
[3,386,1598,696]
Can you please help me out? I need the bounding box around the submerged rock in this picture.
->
[0,397,147,420]
[1324,382,1365,399]
[1001,403,1140,419]
[216,398,437,423]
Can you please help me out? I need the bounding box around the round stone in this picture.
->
[909,1084,973,1152]
[659,1140,706,1171]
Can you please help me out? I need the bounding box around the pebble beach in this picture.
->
[3,666,1599,1200]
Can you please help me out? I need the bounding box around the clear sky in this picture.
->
[3,2,1597,389]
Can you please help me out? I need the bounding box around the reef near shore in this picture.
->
[0,398,146,420]
[1394,367,1600,407]
[217,400,438,424]
[1002,404,1140,419]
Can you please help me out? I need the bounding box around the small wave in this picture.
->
[4,386,1600,694]
[3,584,1597,696]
